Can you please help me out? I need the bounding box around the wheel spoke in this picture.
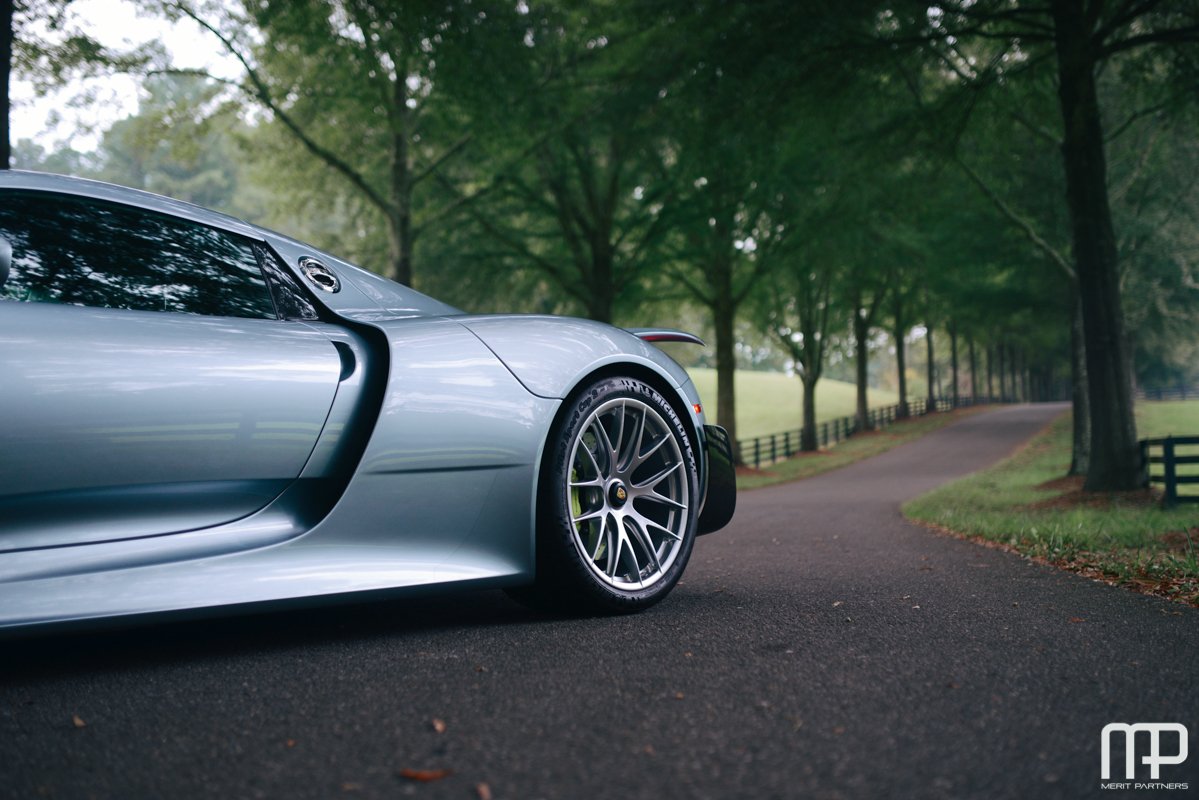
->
[579,439,604,480]
[633,460,682,490]
[629,508,683,542]
[627,518,662,574]
[621,525,644,585]
[593,418,617,471]
[567,393,691,591]
[620,405,648,472]
[605,524,623,578]
[632,433,668,468]
[573,508,605,525]
[636,491,688,511]
[570,476,603,489]
[612,402,627,463]
[588,517,607,561]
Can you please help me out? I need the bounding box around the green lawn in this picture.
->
[904,400,1199,605]
[683,368,898,440]
[1139,400,1199,498]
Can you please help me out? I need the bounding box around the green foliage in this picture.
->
[10,0,1198,406]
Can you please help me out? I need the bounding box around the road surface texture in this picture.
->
[2,404,1196,799]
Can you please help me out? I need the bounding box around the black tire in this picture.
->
[508,376,699,614]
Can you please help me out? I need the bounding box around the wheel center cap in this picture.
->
[608,481,629,508]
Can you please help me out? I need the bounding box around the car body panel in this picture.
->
[0,301,344,552]
[457,315,693,398]
[0,170,733,633]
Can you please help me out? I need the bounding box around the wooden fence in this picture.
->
[1138,385,1199,402]
[736,394,1002,469]
[1140,436,1199,507]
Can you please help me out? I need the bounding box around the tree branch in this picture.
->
[166,1,393,217]
[953,154,1076,283]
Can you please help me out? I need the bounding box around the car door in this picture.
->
[0,189,344,552]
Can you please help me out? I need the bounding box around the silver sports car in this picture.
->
[0,170,735,632]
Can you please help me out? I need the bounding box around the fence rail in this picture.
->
[1140,436,1199,507]
[1138,385,1199,402]
[736,394,1004,469]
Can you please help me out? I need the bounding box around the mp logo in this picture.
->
[1101,723,1189,781]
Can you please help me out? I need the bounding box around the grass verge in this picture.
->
[903,401,1199,606]
[737,406,991,491]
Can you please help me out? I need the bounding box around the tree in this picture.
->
[6,0,149,170]
[2,0,12,169]
[143,1,527,287]
[440,4,683,323]
[766,254,836,452]
[886,0,1199,489]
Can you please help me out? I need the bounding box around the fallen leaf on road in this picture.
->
[71,715,86,729]
[832,601,843,607]
[674,692,685,700]
[833,726,846,736]
[431,718,447,734]
[399,769,451,783]
[286,739,297,748]
[1068,617,1086,623]
[643,744,656,755]
[341,782,362,792]
[476,782,493,800]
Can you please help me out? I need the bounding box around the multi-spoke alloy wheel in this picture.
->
[508,376,699,614]
[567,397,689,589]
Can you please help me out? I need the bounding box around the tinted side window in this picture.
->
[0,191,277,319]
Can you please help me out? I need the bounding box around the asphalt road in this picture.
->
[2,404,1196,800]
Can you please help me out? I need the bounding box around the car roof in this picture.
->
[0,170,264,240]
[0,170,463,319]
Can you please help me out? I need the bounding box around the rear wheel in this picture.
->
[510,376,699,614]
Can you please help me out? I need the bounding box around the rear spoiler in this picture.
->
[626,328,706,346]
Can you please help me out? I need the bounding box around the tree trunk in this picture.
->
[1012,347,1022,402]
[893,293,909,418]
[800,374,819,452]
[714,294,738,462]
[968,335,978,400]
[925,324,936,412]
[1051,0,1139,490]
[986,343,994,400]
[853,308,871,431]
[1,0,11,170]
[950,322,959,406]
[997,344,1006,401]
[389,82,414,287]
[585,240,615,322]
[1068,292,1091,476]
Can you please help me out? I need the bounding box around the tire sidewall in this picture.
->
[538,376,699,612]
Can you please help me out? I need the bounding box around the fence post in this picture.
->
[1164,437,1177,509]
[821,422,829,447]
[753,438,761,470]
[1139,440,1149,488]
[770,434,777,464]
[784,431,791,458]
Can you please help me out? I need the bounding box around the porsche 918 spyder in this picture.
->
[0,171,735,632]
